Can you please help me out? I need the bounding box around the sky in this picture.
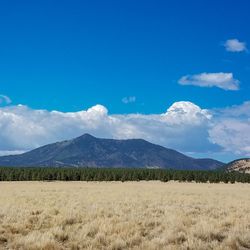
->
[0,0,250,162]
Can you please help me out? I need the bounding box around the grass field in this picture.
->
[0,182,249,250]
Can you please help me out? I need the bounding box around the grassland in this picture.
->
[0,182,249,250]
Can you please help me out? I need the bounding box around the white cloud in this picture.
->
[0,95,12,105]
[122,96,136,104]
[224,39,247,52]
[178,72,239,90]
[209,119,250,157]
[213,101,250,118]
[0,101,250,160]
[164,101,212,124]
[208,102,250,156]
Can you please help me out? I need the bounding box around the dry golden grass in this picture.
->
[0,181,249,250]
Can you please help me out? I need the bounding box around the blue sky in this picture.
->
[1,0,250,112]
[0,0,250,162]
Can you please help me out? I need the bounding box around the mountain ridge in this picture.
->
[0,134,224,170]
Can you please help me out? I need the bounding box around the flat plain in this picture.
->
[0,181,249,250]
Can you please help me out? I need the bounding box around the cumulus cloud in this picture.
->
[209,119,250,157]
[213,101,250,118]
[178,72,239,90]
[0,95,12,105]
[0,102,214,154]
[224,39,247,52]
[164,101,211,124]
[122,96,136,104]
[208,102,250,156]
[0,101,250,159]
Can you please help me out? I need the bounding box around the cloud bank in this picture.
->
[178,72,239,91]
[224,39,247,52]
[208,102,250,157]
[1,101,250,160]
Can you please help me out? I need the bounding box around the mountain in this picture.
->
[0,134,224,170]
[225,158,250,173]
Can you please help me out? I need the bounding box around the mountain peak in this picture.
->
[82,133,95,138]
[76,133,96,140]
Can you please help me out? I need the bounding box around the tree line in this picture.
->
[0,167,250,183]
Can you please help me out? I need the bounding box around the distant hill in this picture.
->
[225,158,250,173]
[0,134,224,170]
